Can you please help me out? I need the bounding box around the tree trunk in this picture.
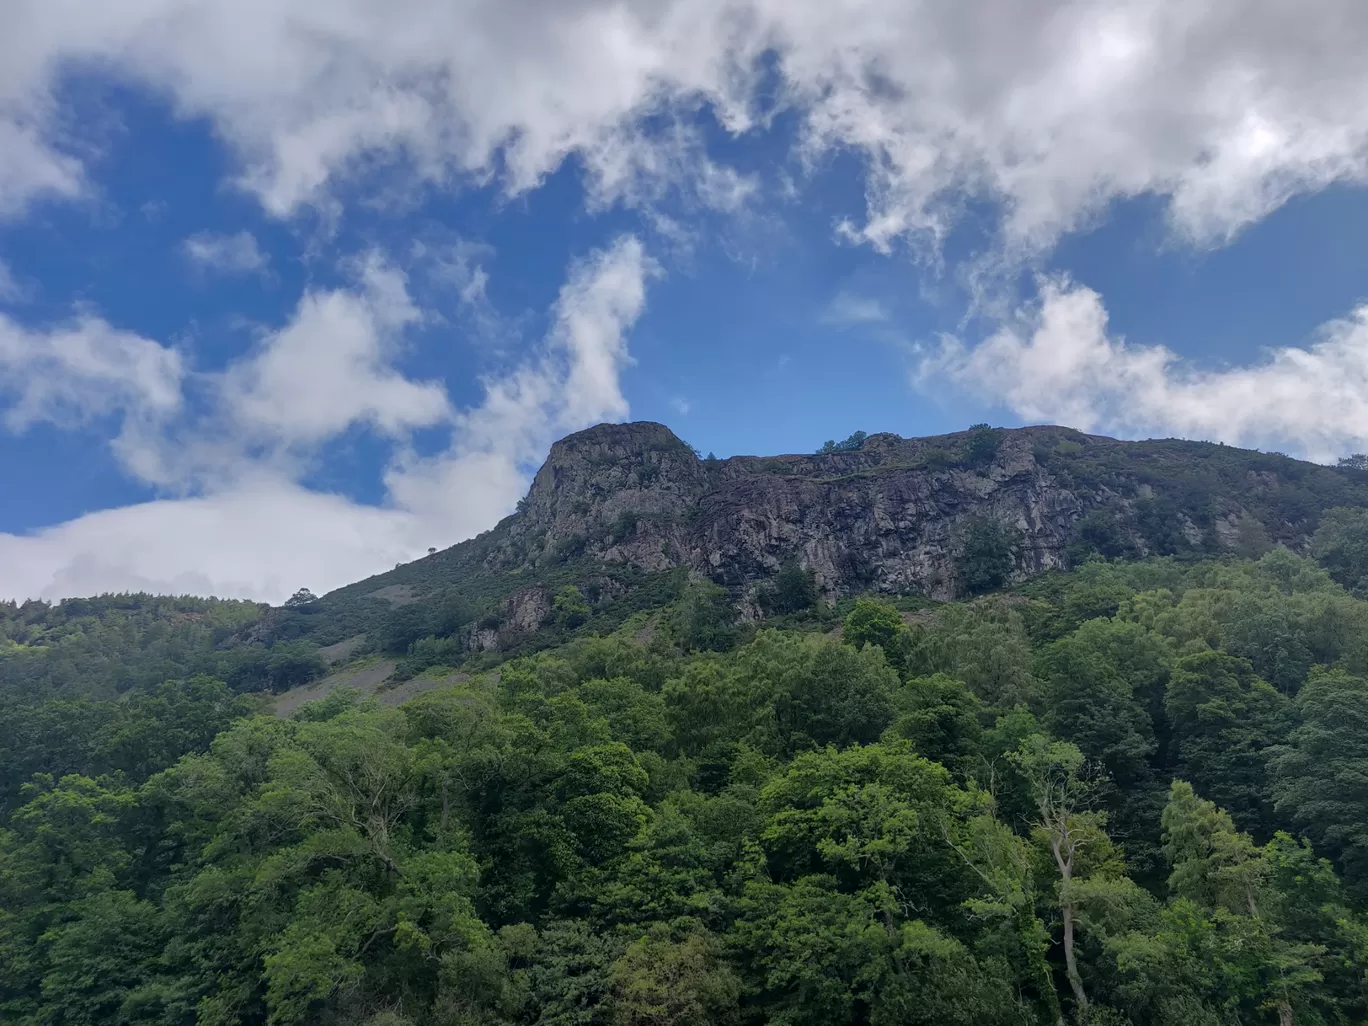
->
[1061,901,1088,1023]
[1277,999,1293,1026]
[1052,837,1088,1023]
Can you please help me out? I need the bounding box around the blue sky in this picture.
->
[3,0,1368,602]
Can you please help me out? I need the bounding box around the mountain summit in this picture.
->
[295,421,1368,654]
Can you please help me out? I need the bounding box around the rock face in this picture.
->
[306,418,1367,650]
[475,421,1167,604]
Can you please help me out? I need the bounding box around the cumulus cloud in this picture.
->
[0,235,655,602]
[924,278,1368,463]
[182,231,270,275]
[220,257,447,447]
[103,254,452,489]
[2,0,1367,255]
[0,312,184,432]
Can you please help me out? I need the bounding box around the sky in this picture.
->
[3,0,1368,604]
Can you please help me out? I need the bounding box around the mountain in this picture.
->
[10,421,1368,704]
[10,423,1368,1026]
[274,420,1368,656]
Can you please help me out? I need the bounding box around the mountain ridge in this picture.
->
[280,420,1368,655]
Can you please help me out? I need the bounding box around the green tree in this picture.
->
[758,562,819,616]
[1164,651,1291,835]
[738,630,897,753]
[1156,781,1326,1026]
[670,579,738,653]
[555,586,593,630]
[888,673,983,775]
[1010,735,1116,1022]
[1036,625,1156,790]
[842,598,907,669]
[607,927,740,1026]
[1311,506,1368,594]
[959,519,1018,596]
[1270,668,1368,891]
[964,425,1004,467]
[817,431,868,455]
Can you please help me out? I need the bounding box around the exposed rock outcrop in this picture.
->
[305,418,1367,652]
[483,422,1151,602]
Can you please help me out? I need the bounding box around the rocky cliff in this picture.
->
[475,420,1365,602]
[481,421,1075,602]
[304,420,1368,647]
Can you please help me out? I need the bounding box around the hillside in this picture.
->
[9,422,1368,710]
[7,423,1368,1024]
[259,421,1368,662]
[6,532,1368,1023]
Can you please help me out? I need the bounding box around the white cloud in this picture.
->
[0,117,84,216]
[823,293,890,327]
[386,235,656,519]
[2,0,1367,257]
[0,478,425,603]
[924,278,1368,463]
[582,120,760,215]
[0,312,183,432]
[183,231,270,275]
[0,260,23,302]
[219,256,448,448]
[110,254,453,489]
[552,236,654,427]
[0,235,656,603]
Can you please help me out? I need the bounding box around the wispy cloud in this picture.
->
[823,292,891,327]
[182,231,270,276]
[0,259,24,302]
[0,236,657,602]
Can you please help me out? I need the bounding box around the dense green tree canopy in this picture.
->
[5,549,1368,1025]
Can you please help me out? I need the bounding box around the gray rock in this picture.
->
[484,422,1110,602]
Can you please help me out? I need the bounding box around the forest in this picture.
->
[5,509,1368,1024]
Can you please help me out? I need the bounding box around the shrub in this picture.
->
[963,425,1004,467]
[1068,509,1131,562]
[958,518,1018,595]
[553,585,592,629]
[757,562,819,616]
[817,431,868,455]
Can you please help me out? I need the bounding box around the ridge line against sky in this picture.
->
[3,0,1368,602]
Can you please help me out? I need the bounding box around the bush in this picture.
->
[757,562,819,616]
[958,518,1017,595]
[672,579,739,652]
[1068,509,1131,562]
[377,603,438,655]
[921,448,953,470]
[817,431,868,455]
[554,586,592,629]
[963,425,1004,467]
